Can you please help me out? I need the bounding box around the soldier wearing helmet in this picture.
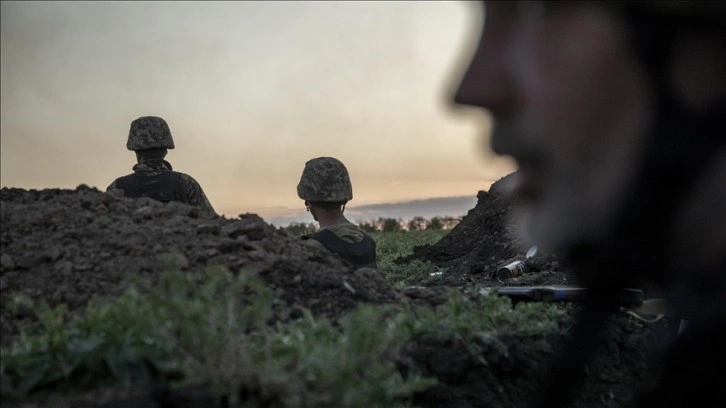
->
[107,116,217,216]
[296,157,377,269]
[454,1,725,407]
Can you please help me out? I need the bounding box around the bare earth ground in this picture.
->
[399,173,571,288]
[0,177,675,407]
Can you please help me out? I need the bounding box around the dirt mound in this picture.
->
[1,184,674,408]
[402,173,571,286]
[0,186,400,343]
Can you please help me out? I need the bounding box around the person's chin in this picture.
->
[506,164,546,205]
[514,198,580,253]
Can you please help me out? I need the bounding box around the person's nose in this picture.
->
[453,28,516,119]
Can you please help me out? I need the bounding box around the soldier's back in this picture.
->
[110,169,185,204]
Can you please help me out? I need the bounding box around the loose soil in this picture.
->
[0,180,675,408]
[0,186,400,344]
[400,173,572,287]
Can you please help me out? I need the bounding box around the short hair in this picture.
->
[136,148,168,160]
[309,201,347,210]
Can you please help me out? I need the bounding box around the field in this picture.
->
[0,185,675,408]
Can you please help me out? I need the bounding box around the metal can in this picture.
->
[496,260,527,283]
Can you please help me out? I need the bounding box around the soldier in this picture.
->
[296,157,377,269]
[453,2,724,408]
[107,116,217,216]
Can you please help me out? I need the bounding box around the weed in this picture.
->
[1,231,574,407]
[1,268,436,407]
[373,230,448,288]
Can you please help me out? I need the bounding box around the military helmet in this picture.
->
[126,116,175,151]
[297,157,353,202]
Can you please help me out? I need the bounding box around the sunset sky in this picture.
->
[1,1,515,224]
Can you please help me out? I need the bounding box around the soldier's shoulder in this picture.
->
[176,172,202,186]
[106,174,133,192]
[304,236,330,253]
[109,173,134,184]
[327,223,368,243]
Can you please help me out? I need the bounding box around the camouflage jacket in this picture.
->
[107,160,217,216]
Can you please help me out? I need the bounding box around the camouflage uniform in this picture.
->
[297,157,377,268]
[107,116,217,216]
[303,222,377,269]
[106,160,216,216]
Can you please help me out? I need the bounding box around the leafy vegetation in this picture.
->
[1,230,573,406]
[372,230,448,288]
[1,267,435,406]
[372,230,447,268]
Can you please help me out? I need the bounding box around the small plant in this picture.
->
[372,229,448,287]
[1,294,176,398]
[380,259,443,289]
[401,288,573,367]
[372,230,447,267]
[0,267,439,407]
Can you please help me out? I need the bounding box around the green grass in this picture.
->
[371,230,448,289]
[371,230,448,267]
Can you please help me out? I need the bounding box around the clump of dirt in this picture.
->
[401,173,572,287]
[0,185,400,344]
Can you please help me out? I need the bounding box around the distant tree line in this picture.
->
[284,216,461,235]
[283,216,461,236]
[358,216,460,232]
[284,222,318,236]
